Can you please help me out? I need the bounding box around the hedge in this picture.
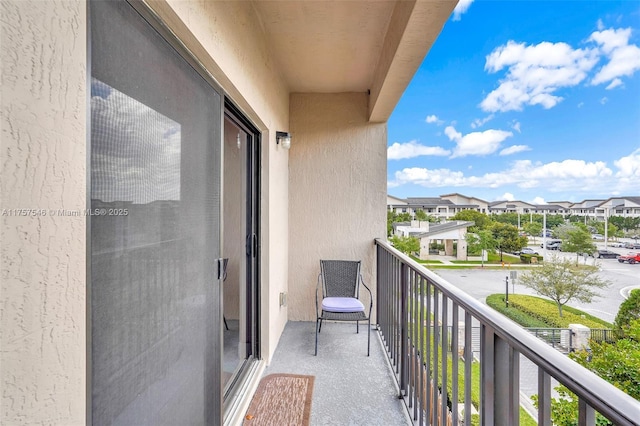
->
[486,294,550,328]
[500,294,612,329]
[519,253,543,264]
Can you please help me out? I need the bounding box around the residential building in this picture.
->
[389,194,640,221]
[393,220,473,260]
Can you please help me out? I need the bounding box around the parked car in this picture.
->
[591,234,604,240]
[623,242,640,249]
[596,250,619,259]
[609,242,625,248]
[541,239,562,250]
[618,253,640,264]
[518,247,539,255]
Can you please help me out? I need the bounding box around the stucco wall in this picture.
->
[288,93,387,321]
[1,1,292,423]
[1,1,87,424]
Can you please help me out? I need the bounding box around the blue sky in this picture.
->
[387,0,640,204]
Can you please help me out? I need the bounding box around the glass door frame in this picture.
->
[221,98,262,405]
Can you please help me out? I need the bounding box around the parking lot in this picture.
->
[437,239,640,323]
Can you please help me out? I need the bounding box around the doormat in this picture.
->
[243,373,315,426]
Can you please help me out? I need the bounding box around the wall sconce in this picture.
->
[276,131,291,150]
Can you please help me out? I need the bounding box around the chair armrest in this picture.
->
[316,273,322,316]
[359,275,373,312]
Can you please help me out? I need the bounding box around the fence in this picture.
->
[375,238,640,425]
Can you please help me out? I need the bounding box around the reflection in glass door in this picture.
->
[222,106,260,398]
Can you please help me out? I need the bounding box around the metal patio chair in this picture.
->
[315,260,373,356]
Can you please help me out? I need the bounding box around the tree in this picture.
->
[492,212,519,227]
[490,222,527,262]
[544,214,565,229]
[451,210,492,232]
[615,289,640,335]
[523,222,542,242]
[465,230,496,268]
[387,211,412,237]
[519,255,609,317]
[389,235,419,256]
[414,209,428,221]
[560,227,597,264]
[535,319,640,425]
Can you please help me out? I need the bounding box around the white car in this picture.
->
[519,247,539,255]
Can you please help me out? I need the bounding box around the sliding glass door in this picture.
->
[222,103,261,399]
[90,1,223,424]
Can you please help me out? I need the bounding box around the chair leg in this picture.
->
[318,318,323,333]
[367,318,371,357]
[356,320,359,334]
[223,316,229,331]
[315,319,320,356]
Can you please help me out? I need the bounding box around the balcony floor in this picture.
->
[263,321,410,426]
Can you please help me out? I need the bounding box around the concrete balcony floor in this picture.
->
[263,321,410,426]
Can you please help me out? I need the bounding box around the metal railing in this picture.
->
[375,239,640,425]
[525,328,572,352]
[590,328,620,344]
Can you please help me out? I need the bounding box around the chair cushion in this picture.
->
[322,297,365,313]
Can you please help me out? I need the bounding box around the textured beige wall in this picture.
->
[1,1,87,424]
[288,93,387,321]
[158,0,291,362]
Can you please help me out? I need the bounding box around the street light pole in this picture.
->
[604,207,609,250]
[505,276,509,308]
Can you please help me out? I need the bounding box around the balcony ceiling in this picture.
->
[251,0,458,121]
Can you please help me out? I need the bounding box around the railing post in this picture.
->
[494,336,519,425]
[399,262,408,397]
[480,325,495,425]
[579,398,596,426]
[538,370,551,426]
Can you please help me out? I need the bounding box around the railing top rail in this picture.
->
[374,238,640,424]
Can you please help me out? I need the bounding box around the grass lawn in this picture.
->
[409,307,537,425]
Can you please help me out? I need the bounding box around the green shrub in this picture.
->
[507,295,611,328]
[614,289,640,335]
[486,294,551,327]
[519,254,543,264]
[486,294,612,329]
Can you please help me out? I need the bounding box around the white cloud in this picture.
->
[426,114,443,124]
[470,114,495,128]
[600,96,608,104]
[590,28,640,86]
[388,158,615,193]
[500,193,516,201]
[614,148,640,177]
[481,40,599,112]
[387,140,450,160]
[512,121,521,133]
[597,19,605,31]
[444,125,513,158]
[532,197,546,205]
[605,78,623,89]
[452,0,474,21]
[500,145,530,156]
